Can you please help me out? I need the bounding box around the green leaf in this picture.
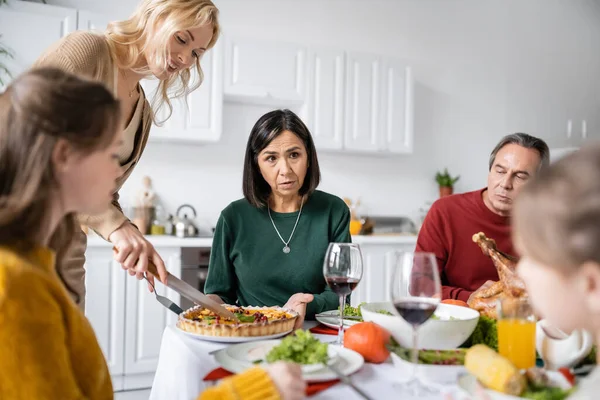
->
[435,168,460,187]
[235,313,256,323]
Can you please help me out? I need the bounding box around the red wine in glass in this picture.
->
[325,277,360,296]
[393,299,438,327]
[390,251,441,396]
[323,243,364,345]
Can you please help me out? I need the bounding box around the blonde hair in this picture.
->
[105,0,220,124]
[0,67,120,300]
[513,144,600,271]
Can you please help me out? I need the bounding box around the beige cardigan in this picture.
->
[33,31,152,239]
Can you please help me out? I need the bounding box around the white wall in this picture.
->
[47,0,600,228]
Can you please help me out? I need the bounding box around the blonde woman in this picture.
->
[33,0,220,308]
[0,67,306,400]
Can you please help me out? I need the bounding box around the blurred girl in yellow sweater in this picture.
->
[0,67,305,400]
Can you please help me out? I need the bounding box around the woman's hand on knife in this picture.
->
[109,222,168,291]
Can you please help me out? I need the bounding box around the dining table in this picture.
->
[148,320,474,400]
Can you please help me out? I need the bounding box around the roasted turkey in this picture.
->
[467,232,527,319]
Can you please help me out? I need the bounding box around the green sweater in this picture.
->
[205,190,351,318]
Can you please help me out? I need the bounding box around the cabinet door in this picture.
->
[141,41,223,143]
[0,0,77,86]
[305,48,345,151]
[351,245,392,306]
[124,248,182,375]
[85,248,127,377]
[350,243,417,306]
[77,10,111,32]
[344,52,382,152]
[224,36,307,105]
[381,60,414,154]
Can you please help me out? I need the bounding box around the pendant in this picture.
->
[283,246,291,254]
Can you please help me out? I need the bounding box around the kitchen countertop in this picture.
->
[86,234,418,248]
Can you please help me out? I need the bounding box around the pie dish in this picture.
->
[177,305,298,337]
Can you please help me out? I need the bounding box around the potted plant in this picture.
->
[0,0,13,86]
[435,168,460,198]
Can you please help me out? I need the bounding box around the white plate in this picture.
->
[390,352,466,385]
[457,372,571,399]
[225,339,341,374]
[315,310,361,330]
[177,327,292,343]
[214,340,365,382]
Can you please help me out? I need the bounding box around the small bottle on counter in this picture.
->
[164,214,174,236]
[150,206,166,235]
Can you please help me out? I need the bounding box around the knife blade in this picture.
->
[147,262,240,323]
[113,247,239,322]
[315,313,363,321]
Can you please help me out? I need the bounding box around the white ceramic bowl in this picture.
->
[361,301,479,350]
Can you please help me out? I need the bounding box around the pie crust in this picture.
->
[177,305,298,337]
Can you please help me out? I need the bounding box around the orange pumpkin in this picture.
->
[441,299,469,308]
[343,322,391,363]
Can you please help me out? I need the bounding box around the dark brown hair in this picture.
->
[0,67,120,269]
[513,143,600,270]
[242,109,321,208]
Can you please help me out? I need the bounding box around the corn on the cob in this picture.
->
[465,344,526,396]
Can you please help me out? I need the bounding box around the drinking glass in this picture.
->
[323,243,364,345]
[497,297,537,369]
[390,251,441,396]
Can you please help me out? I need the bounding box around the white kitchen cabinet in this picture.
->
[0,0,77,86]
[84,243,183,390]
[141,40,224,144]
[350,240,417,306]
[304,48,345,151]
[224,36,307,105]
[344,52,382,152]
[381,61,414,154]
[85,249,127,382]
[77,10,111,32]
[342,53,415,155]
[124,248,181,377]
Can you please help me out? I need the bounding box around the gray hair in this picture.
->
[488,133,550,171]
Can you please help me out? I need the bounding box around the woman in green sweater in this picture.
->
[205,109,351,327]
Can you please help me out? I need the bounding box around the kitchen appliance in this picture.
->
[361,216,418,235]
[180,248,211,311]
[175,204,199,238]
[174,204,214,238]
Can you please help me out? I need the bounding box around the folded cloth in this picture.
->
[309,324,339,336]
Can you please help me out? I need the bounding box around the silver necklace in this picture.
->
[268,197,304,254]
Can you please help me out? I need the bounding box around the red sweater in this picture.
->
[415,189,515,302]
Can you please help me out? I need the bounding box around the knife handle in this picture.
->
[112,246,163,280]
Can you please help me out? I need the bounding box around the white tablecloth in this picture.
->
[149,322,469,400]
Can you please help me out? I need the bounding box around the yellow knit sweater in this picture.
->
[0,246,280,400]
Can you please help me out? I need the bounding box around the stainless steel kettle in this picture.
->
[175,204,199,238]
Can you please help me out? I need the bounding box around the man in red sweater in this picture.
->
[416,133,550,302]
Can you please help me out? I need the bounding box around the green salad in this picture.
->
[388,338,467,365]
[340,303,363,319]
[521,387,574,400]
[461,315,498,351]
[266,330,329,365]
[338,303,393,320]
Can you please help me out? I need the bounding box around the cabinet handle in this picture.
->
[582,120,587,140]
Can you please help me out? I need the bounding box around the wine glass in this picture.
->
[323,243,364,345]
[390,251,441,396]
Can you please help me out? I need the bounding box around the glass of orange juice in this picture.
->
[497,297,537,369]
